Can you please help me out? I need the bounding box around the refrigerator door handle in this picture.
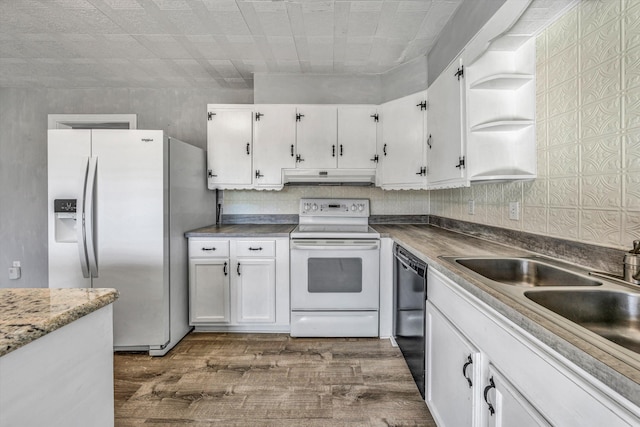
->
[85,157,99,278]
[77,157,91,278]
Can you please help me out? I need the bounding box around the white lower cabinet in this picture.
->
[235,258,275,323]
[426,302,480,427]
[188,237,289,332]
[484,365,550,427]
[426,268,640,427]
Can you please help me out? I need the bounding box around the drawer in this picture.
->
[236,240,276,257]
[189,240,229,258]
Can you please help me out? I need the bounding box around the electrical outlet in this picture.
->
[508,201,520,221]
[468,200,475,215]
[9,267,21,280]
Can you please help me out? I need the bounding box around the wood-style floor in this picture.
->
[114,333,436,426]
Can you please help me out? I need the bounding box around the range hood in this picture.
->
[282,169,376,186]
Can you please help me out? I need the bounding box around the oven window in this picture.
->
[308,258,362,293]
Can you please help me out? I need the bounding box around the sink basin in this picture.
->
[525,290,640,354]
[453,257,602,287]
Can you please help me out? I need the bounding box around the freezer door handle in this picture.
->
[77,157,90,278]
[85,157,99,278]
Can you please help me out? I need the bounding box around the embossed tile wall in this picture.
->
[431,0,640,250]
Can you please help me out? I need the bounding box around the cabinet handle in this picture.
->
[332,145,336,157]
[255,170,264,179]
[223,261,228,276]
[340,144,343,156]
[237,262,241,276]
[427,134,432,149]
[255,112,264,121]
[296,154,304,163]
[416,167,426,176]
[291,144,294,157]
[455,156,465,169]
[462,355,473,388]
[246,143,250,155]
[201,247,216,251]
[370,154,379,163]
[483,377,496,416]
[383,143,387,156]
[248,247,263,251]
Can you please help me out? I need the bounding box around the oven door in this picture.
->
[290,239,380,310]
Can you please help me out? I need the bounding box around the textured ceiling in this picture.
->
[0,0,466,89]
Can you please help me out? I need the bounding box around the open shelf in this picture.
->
[470,120,534,132]
[470,73,533,90]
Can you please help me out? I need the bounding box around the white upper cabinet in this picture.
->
[207,106,254,190]
[295,105,338,169]
[379,91,427,190]
[253,105,297,189]
[337,105,379,169]
[427,55,467,189]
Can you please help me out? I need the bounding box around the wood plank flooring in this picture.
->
[114,333,437,426]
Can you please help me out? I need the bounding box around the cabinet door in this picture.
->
[426,301,480,427]
[484,365,551,427]
[427,56,466,188]
[337,106,378,169]
[253,105,297,187]
[189,259,230,324]
[207,108,253,188]
[235,258,276,323]
[379,93,426,188]
[296,106,337,169]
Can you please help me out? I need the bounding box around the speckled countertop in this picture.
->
[185,223,296,238]
[0,288,118,357]
[373,224,640,408]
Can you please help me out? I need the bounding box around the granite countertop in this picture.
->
[0,288,119,357]
[185,223,296,238]
[372,224,640,407]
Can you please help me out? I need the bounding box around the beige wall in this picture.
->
[431,0,640,251]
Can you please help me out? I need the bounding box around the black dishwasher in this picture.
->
[393,243,428,399]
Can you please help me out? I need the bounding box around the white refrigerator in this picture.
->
[48,129,215,356]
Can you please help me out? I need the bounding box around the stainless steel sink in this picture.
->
[452,257,602,287]
[525,290,640,354]
[439,255,640,363]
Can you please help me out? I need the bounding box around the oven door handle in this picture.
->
[291,240,380,251]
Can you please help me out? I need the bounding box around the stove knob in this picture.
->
[358,204,365,212]
[304,203,310,211]
[351,204,357,211]
[312,203,318,211]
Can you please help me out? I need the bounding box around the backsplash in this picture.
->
[431,0,640,251]
[224,187,429,216]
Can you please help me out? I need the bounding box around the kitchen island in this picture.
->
[0,287,118,427]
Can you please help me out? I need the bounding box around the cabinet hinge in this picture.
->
[370,154,379,163]
[455,156,466,169]
[371,113,379,122]
[296,113,304,122]
[255,112,264,121]
[416,101,427,111]
[416,166,427,176]
[454,65,464,81]
[207,169,217,178]
[207,112,216,121]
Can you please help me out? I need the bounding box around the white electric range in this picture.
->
[289,198,380,337]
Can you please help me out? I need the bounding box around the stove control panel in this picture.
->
[299,198,370,217]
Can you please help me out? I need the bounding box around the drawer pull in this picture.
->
[462,355,473,388]
[202,247,216,251]
[483,376,496,416]
[223,262,228,276]
[248,247,263,251]
[237,262,241,276]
